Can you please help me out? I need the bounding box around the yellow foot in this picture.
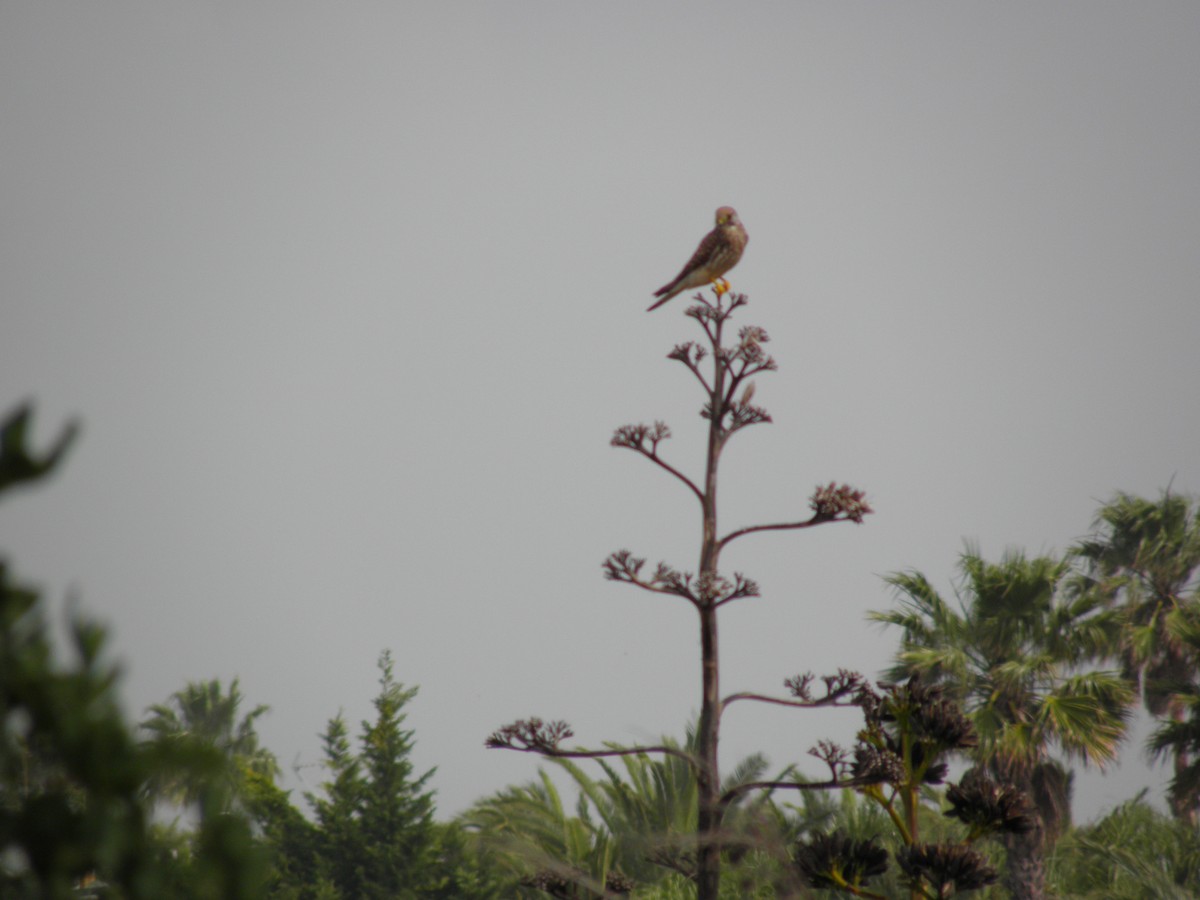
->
[711,278,730,296]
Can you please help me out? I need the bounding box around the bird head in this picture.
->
[715,206,740,227]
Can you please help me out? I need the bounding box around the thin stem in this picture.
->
[881,792,913,846]
[675,353,713,395]
[640,450,704,504]
[625,581,700,609]
[718,514,847,550]
[721,691,859,713]
[502,743,697,767]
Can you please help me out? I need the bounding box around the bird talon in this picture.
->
[713,278,730,296]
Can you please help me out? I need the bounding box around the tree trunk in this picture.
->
[1001,809,1046,900]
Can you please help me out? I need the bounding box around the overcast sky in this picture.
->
[3,3,1198,824]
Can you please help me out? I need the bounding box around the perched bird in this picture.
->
[648,206,748,311]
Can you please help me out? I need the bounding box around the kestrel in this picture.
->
[648,206,748,311]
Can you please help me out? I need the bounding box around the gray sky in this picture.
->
[3,3,1198,823]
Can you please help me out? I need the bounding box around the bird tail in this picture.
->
[646,285,678,312]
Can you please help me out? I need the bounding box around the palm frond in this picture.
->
[1037,685,1130,767]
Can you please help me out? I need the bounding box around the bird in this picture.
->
[648,206,748,311]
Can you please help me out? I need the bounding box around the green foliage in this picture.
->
[786,789,1009,900]
[140,678,280,811]
[15,403,1200,898]
[874,548,1131,774]
[308,651,436,897]
[1146,603,1200,810]
[791,678,1025,899]
[250,651,503,898]
[242,769,325,898]
[0,402,264,898]
[1077,492,1200,621]
[1076,490,1200,818]
[462,769,623,897]
[422,820,509,900]
[0,403,78,494]
[472,692,1024,897]
[871,547,1134,898]
[356,652,437,893]
[626,869,781,899]
[1047,792,1200,898]
[463,730,793,898]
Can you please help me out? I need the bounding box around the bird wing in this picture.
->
[666,227,723,288]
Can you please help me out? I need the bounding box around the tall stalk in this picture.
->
[694,295,731,900]
[488,288,872,899]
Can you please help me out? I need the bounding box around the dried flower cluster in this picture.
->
[808,740,851,780]
[723,399,772,432]
[735,324,770,357]
[855,678,976,788]
[777,674,1032,898]
[784,669,867,704]
[667,340,707,366]
[695,571,760,606]
[810,482,873,524]
[610,421,672,453]
[794,831,889,891]
[896,843,998,898]
[870,678,978,752]
[907,687,977,753]
[718,324,776,371]
[602,551,759,608]
[850,743,907,785]
[682,291,748,324]
[944,768,1036,836]
[485,718,573,753]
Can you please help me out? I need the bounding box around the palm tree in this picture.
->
[462,769,623,897]
[1144,602,1200,820]
[869,547,1133,900]
[140,677,279,810]
[1075,490,1200,820]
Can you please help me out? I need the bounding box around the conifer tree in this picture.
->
[308,652,438,898]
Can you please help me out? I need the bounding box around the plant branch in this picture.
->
[721,691,860,713]
[719,483,873,550]
[642,454,703,504]
[718,514,829,549]
[602,553,763,610]
[486,719,696,766]
[667,341,713,395]
[602,551,701,607]
[722,671,869,716]
[611,422,704,504]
